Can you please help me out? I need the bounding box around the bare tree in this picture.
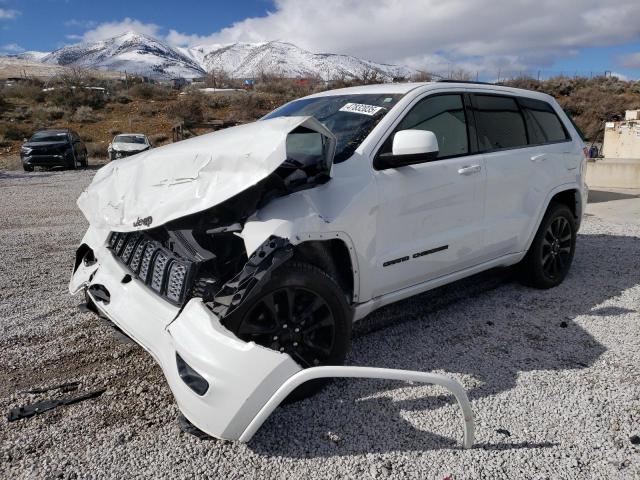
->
[411,70,433,82]
[448,68,474,81]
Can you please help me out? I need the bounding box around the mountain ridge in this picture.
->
[15,32,414,80]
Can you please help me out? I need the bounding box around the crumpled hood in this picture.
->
[77,116,335,231]
[110,142,149,152]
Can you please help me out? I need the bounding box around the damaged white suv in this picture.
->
[70,82,587,441]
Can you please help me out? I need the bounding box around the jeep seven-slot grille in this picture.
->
[107,232,194,306]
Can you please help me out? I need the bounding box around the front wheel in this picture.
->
[23,164,34,172]
[223,262,352,401]
[518,203,576,289]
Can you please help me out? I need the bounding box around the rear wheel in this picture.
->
[224,262,352,401]
[519,203,576,289]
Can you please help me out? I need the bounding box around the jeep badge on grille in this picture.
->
[133,216,153,228]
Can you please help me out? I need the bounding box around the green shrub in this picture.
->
[4,83,45,102]
[149,133,169,146]
[0,123,31,140]
[47,87,107,110]
[166,94,204,124]
[72,106,100,123]
[128,83,171,101]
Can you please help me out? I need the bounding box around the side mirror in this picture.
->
[374,130,439,170]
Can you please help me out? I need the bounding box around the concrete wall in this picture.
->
[586,159,640,189]
[602,124,640,159]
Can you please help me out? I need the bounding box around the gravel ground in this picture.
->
[0,169,639,479]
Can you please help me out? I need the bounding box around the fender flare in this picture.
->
[522,183,583,254]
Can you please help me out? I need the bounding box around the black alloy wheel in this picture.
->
[519,202,576,289]
[225,262,352,401]
[541,216,572,280]
[238,286,336,368]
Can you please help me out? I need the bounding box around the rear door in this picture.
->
[372,93,486,296]
[473,94,574,259]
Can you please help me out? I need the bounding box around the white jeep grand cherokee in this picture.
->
[70,82,587,441]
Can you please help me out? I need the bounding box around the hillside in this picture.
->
[503,76,640,141]
[2,74,639,170]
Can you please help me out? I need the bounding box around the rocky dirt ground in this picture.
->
[0,169,638,479]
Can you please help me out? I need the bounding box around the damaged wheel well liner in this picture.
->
[207,236,294,319]
[292,239,354,303]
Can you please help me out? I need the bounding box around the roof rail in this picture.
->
[436,79,493,85]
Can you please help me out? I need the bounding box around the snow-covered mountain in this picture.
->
[14,51,49,62]
[41,32,205,79]
[27,32,414,81]
[201,41,413,80]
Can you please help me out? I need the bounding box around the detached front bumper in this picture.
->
[70,227,475,447]
[70,226,301,441]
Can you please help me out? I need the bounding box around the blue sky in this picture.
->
[1,0,639,80]
[0,0,274,50]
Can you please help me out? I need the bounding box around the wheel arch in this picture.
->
[292,236,359,304]
[524,184,583,253]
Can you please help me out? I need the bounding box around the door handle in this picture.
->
[457,165,481,175]
[530,154,547,162]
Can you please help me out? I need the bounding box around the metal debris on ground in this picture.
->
[24,381,80,394]
[7,389,106,422]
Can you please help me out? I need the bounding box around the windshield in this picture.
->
[115,135,146,144]
[263,93,403,163]
[29,132,68,143]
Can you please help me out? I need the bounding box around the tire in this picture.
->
[223,261,352,401]
[518,203,576,289]
[81,154,89,169]
[23,164,34,172]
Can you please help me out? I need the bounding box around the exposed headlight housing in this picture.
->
[21,146,32,155]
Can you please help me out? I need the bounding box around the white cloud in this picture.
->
[0,8,20,19]
[64,19,98,29]
[609,71,629,81]
[73,17,161,43]
[166,0,640,74]
[0,42,23,54]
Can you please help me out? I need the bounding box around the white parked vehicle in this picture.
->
[70,82,587,442]
[107,133,151,160]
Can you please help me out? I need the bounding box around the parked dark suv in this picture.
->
[21,129,88,172]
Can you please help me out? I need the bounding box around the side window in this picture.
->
[383,94,469,159]
[473,95,527,151]
[518,97,570,144]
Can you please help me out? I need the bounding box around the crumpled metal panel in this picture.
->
[77,116,336,232]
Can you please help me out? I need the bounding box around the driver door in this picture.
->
[372,93,486,296]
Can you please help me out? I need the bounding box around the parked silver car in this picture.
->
[107,133,151,160]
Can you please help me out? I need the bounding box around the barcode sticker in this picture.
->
[339,103,383,116]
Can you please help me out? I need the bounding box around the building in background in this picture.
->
[602,110,640,159]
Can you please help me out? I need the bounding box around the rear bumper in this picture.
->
[70,226,301,440]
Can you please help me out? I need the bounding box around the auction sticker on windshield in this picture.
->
[339,103,384,116]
